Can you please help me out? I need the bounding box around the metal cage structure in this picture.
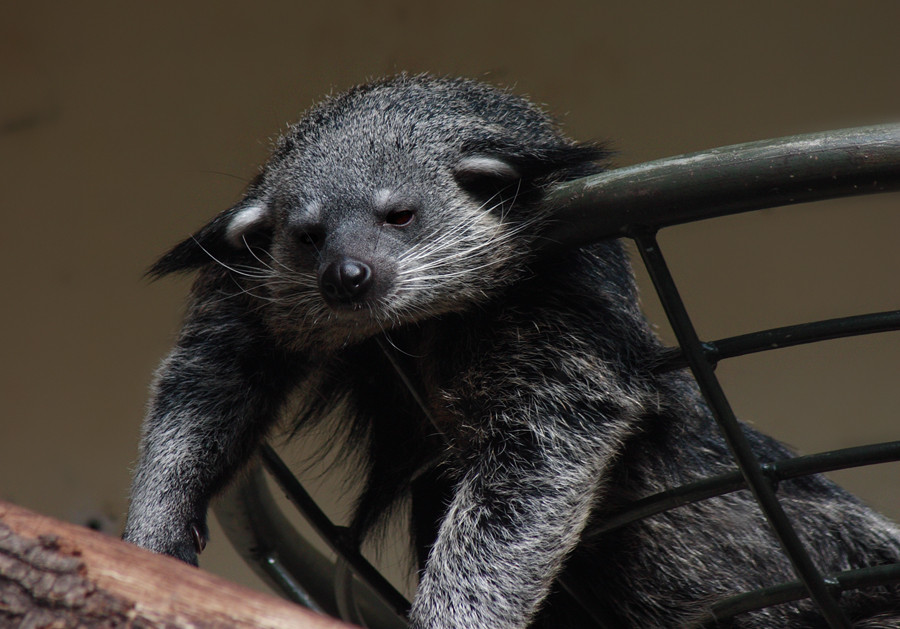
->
[215,124,900,628]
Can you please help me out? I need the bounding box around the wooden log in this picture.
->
[0,500,356,628]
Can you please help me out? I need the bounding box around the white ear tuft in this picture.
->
[225,204,268,247]
[454,156,520,182]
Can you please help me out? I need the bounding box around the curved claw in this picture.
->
[190,523,208,554]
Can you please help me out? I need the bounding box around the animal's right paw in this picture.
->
[163,528,202,566]
[122,518,207,566]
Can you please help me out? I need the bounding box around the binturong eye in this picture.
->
[296,228,324,248]
[384,208,416,227]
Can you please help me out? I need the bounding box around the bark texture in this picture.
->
[0,500,351,628]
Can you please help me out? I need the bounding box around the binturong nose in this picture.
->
[319,257,373,304]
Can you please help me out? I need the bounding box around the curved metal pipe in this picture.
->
[541,123,900,248]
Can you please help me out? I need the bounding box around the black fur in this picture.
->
[124,75,900,628]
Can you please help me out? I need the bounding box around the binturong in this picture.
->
[123,75,900,628]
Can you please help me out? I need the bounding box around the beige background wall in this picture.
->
[2,1,898,597]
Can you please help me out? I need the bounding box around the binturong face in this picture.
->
[150,75,607,348]
[254,146,535,344]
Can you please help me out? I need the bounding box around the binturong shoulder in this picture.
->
[147,74,610,283]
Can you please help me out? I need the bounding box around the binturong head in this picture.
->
[149,75,608,346]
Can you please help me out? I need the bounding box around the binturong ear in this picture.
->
[452,139,610,206]
[453,155,523,201]
[146,200,272,279]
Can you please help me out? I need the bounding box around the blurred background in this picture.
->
[2,0,898,599]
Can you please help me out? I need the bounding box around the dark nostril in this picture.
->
[322,279,339,297]
[320,258,373,302]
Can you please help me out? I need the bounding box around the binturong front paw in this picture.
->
[122,517,208,566]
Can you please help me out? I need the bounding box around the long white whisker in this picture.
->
[242,236,278,274]
[190,236,273,280]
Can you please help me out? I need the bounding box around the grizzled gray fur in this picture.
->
[124,75,900,627]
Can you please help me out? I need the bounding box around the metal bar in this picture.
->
[375,336,442,435]
[557,557,628,629]
[259,444,412,622]
[335,559,366,626]
[590,441,900,537]
[213,461,337,614]
[214,457,409,628]
[633,232,851,627]
[263,554,327,614]
[655,310,900,372]
[699,563,900,626]
[541,124,900,249]
[213,461,337,615]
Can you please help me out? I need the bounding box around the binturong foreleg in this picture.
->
[123,268,302,565]
[409,315,648,629]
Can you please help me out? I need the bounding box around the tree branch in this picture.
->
[0,500,354,628]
